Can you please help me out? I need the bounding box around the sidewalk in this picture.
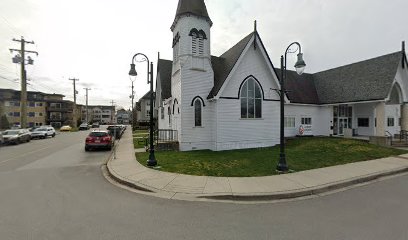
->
[106,129,408,203]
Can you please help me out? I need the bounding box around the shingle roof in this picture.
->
[208,32,254,98]
[312,51,402,104]
[171,0,212,30]
[155,32,403,105]
[277,70,320,104]
[157,59,172,100]
[140,91,154,100]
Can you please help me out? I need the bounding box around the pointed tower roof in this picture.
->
[171,0,212,30]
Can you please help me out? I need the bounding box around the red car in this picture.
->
[85,130,114,151]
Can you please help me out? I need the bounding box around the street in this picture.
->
[0,131,407,240]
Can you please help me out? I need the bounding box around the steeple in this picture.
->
[171,0,212,30]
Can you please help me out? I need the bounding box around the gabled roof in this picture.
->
[157,59,172,100]
[312,51,402,104]
[278,70,320,104]
[208,32,254,99]
[139,91,154,101]
[171,0,212,30]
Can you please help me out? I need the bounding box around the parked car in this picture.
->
[85,130,114,151]
[3,129,31,144]
[91,122,100,128]
[79,123,90,130]
[60,125,72,132]
[0,131,4,145]
[31,127,56,139]
[107,125,124,139]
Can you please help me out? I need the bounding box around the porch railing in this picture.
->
[155,129,178,144]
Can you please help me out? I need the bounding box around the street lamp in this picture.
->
[276,42,306,172]
[129,53,157,167]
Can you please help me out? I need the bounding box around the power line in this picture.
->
[0,14,20,35]
[0,75,19,84]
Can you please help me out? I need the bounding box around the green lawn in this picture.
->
[135,137,408,177]
[133,130,149,149]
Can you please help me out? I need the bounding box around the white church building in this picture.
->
[154,0,408,151]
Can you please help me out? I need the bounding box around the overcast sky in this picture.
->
[0,0,407,109]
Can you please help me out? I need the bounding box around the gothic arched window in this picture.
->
[240,78,262,119]
[194,99,202,127]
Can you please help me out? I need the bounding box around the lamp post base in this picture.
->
[276,153,288,172]
[147,151,157,167]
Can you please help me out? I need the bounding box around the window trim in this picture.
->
[284,116,296,128]
[301,117,312,125]
[387,117,395,127]
[357,118,369,127]
[240,78,263,119]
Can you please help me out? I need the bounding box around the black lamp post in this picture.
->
[129,53,157,167]
[276,42,306,172]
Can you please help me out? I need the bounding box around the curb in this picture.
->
[198,167,408,202]
[106,165,155,193]
[105,154,408,203]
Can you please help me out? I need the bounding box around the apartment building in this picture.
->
[81,105,115,124]
[0,88,80,128]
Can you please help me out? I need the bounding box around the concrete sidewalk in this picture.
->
[106,129,408,203]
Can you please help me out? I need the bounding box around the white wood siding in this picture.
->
[214,37,281,151]
[219,39,280,100]
[215,98,279,151]
[285,105,331,137]
[353,103,376,136]
[172,15,214,151]
[385,104,401,135]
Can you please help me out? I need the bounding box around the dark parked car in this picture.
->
[79,123,90,130]
[107,125,124,139]
[3,129,31,144]
[85,130,114,151]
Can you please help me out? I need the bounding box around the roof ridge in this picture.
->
[220,32,254,58]
[315,51,401,74]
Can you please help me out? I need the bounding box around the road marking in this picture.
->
[0,145,54,165]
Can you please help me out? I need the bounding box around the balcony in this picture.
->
[48,116,69,122]
[47,107,73,113]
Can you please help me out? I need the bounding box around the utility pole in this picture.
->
[83,88,91,124]
[10,36,38,128]
[110,100,115,124]
[69,78,79,127]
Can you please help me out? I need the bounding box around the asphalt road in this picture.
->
[0,129,407,240]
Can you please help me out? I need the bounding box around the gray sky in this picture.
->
[0,0,407,109]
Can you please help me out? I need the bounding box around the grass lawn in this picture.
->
[133,130,149,149]
[135,137,408,177]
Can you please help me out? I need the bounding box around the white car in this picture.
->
[31,127,56,139]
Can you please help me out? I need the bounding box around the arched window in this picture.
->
[173,99,179,114]
[190,29,206,57]
[194,99,202,126]
[240,78,262,118]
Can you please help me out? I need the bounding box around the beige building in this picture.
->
[0,88,80,128]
